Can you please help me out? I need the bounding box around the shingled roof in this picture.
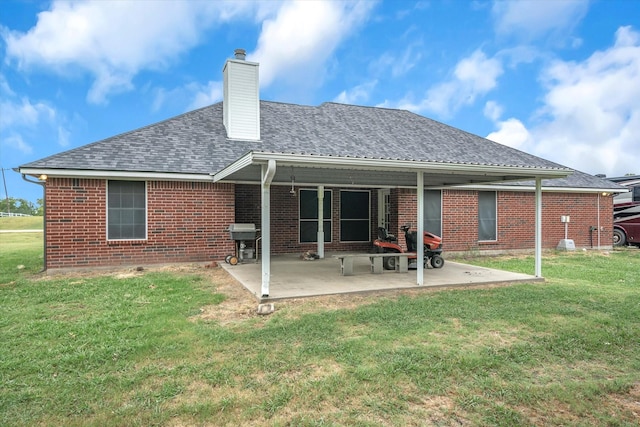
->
[19,100,622,190]
[22,101,565,171]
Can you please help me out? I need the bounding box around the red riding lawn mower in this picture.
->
[373,224,444,270]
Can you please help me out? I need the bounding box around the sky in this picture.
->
[1,0,639,204]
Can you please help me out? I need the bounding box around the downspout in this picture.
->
[261,160,276,298]
[21,173,47,272]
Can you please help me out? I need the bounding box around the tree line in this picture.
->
[0,197,44,216]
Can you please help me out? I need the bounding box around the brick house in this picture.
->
[18,49,622,296]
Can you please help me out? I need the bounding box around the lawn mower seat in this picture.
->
[406,231,418,252]
[378,227,397,242]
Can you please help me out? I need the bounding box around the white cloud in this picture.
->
[3,133,33,155]
[399,50,503,117]
[0,74,15,96]
[0,79,71,152]
[487,26,640,177]
[484,100,533,151]
[394,45,423,79]
[486,118,534,150]
[249,0,374,89]
[185,0,376,107]
[2,0,257,104]
[57,125,70,147]
[188,81,224,110]
[152,79,224,113]
[454,50,503,93]
[483,100,503,122]
[492,0,589,41]
[0,97,56,130]
[333,80,377,105]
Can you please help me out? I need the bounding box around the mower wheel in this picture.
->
[430,255,444,269]
[383,254,397,270]
[228,255,239,265]
[225,255,232,264]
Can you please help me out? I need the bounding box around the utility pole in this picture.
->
[1,167,10,215]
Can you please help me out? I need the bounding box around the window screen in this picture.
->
[108,181,146,240]
[478,191,497,241]
[340,190,370,242]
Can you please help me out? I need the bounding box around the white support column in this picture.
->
[535,177,542,278]
[261,160,276,297]
[597,193,601,249]
[317,185,325,258]
[416,172,425,286]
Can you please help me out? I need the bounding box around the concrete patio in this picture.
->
[220,253,543,301]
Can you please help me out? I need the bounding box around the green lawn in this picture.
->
[0,216,43,230]
[1,235,638,426]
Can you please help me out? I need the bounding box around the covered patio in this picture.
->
[214,152,570,297]
[220,254,543,302]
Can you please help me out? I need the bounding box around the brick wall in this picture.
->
[396,188,613,253]
[235,184,376,254]
[45,178,613,270]
[45,178,235,269]
[441,189,480,252]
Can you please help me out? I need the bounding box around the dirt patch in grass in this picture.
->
[409,395,468,426]
[195,266,260,326]
[36,262,206,281]
[610,381,640,419]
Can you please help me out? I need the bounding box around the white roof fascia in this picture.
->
[452,184,628,194]
[18,168,214,182]
[217,151,572,179]
[211,152,254,182]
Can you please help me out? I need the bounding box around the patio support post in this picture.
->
[317,185,325,258]
[261,160,276,297]
[416,171,425,286]
[535,177,542,277]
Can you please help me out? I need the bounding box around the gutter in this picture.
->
[17,168,214,182]
[213,151,573,182]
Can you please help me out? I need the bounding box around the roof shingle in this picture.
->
[21,100,620,189]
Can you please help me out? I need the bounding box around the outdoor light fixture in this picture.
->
[289,167,296,196]
[289,175,296,196]
[38,174,48,181]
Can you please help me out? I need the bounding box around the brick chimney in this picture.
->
[223,48,260,141]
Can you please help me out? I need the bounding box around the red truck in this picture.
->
[610,176,640,247]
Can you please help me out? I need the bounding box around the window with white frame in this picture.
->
[107,180,147,240]
[299,189,332,243]
[340,190,370,242]
[478,191,497,241]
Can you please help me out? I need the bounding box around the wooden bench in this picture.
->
[332,253,414,276]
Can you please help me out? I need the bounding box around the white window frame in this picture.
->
[106,180,148,241]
